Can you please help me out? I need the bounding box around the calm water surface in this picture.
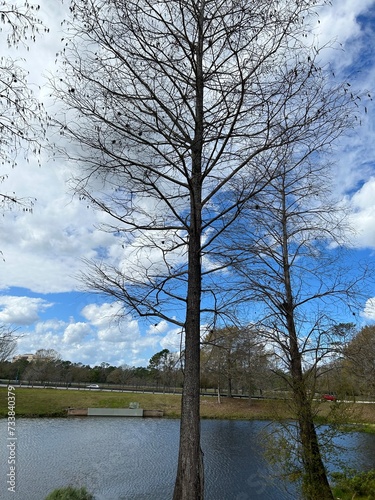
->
[1,418,375,500]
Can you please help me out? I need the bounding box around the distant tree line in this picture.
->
[1,324,374,399]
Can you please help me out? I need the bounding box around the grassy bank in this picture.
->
[1,387,375,425]
[1,387,289,419]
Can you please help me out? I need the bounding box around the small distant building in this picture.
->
[12,351,56,363]
[12,353,38,363]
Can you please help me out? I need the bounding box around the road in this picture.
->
[1,382,374,403]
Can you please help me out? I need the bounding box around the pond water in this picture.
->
[1,417,375,500]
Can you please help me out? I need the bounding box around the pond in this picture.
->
[1,418,374,500]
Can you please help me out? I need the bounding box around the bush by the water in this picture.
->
[331,469,375,499]
[44,486,93,500]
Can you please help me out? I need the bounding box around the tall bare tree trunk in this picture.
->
[173,179,204,499]
[289,336,334,500]
[173,21,204,496]
[283,226,333,500]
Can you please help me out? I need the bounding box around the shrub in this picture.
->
[331,469,375,499]
[44,486,93,500]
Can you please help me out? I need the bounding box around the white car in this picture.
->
[86,384,100,389]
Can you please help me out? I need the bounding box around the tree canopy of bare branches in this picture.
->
[0,325,18,362]
[51,0,358,497]
[217,143,370,498]
[0,1,49,211]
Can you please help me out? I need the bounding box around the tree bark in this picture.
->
[289,341,334,500]
[284,267,333,499]
[173,6,205,495]
[173,181,204,499]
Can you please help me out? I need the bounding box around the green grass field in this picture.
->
[1,387,291,419]
[1,387,375,425]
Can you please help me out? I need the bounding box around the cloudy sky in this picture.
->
[1,0,375,367]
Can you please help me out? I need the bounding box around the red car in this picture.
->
[321,392,337,401]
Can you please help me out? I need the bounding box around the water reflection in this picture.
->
[0,418,374,500]
[202,419,295,499]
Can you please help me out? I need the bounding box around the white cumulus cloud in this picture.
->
[0,296,53,325]
[362,297,375,320]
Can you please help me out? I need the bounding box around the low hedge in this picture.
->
[44,486,93,500]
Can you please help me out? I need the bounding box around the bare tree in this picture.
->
[201,326,270,399]
[24,349,63,384]
[34,348,61,361]
[0,325,18,362]
[148,348,177,389]
[0,1,48,212]
[51,1,352,497]
[106,364,134,385]
[221,144,370,498]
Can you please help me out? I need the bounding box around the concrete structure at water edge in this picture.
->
[88,407,144,417]
[67,403,163,418]
[67,408,88,416]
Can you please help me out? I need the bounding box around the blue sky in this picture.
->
[1,0,375,367]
